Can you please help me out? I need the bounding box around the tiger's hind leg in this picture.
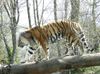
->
[65,42,76,56]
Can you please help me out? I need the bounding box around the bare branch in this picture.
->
[54,0,57,21]
[95,0,100,4]
[0,0,3,8]
[5,0,11,9]
[3,2,11,18]
[36,0,40,26]
[16,0,20,24]
[33,0,37,26]
[26,0,32,28]
[0,9,11,61]
[96,12,100,19]
[39,0,44,24]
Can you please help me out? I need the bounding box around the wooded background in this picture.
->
[0,0,100,74]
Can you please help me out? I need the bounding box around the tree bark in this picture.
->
[26,0,32,28]
[70,0,80,55]
[64,0,68,19]
[3,0,19,64]
[1,53,100,74]
[54,0,57,21]
[33,0,37,26]
[33,0,44,26]
[35,0,40,26]
[0,8,11,62]
[53,0,61,58]
[70,0,80,22]
[91,0,99,51]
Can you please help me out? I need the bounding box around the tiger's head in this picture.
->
[18,30,37,53]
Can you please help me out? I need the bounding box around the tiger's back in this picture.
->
[43,21,81,44]
[41,20,91,53]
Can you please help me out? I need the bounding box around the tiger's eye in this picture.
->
[84,43,86,46]
[29,47,36,50]
[81,38,85,41]
[28,50,33,54]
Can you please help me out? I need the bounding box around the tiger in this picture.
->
[18,20,93,60]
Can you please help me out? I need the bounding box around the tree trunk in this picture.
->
[26,0,32,28]
[70,0,80,22]
[40,0,44,25]
[3,0,19,64]
[10,3,17,64]
[1,53,100,74]
[0,9,11,63]
[70,0,80,73]
[33,0,44,26]
[53,0,61,57]
[36,0,40,26]
[64,0,68,19]
[33,0,37,26]
[54,0,57,21]
[91,0,99,52]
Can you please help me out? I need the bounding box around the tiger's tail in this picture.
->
[79,31,93,53]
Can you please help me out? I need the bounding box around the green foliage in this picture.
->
[82,67,100,74]
[69,67,100,74]
[9,47,13,55]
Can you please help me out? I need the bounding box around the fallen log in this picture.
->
[0,53,100,74]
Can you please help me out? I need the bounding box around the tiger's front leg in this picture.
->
[39,40,50,61]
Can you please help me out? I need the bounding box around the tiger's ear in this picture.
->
[21,31,31,39]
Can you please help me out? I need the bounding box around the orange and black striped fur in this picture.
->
[18,20,92,59]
